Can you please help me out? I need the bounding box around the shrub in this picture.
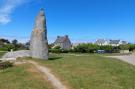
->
[0,61,13,70]
[73,43,100,53]
[61,49,69,53]
[73,43,122,53]
[0,44,15,51]
[128,44,135,51]
[100,45,114,53]
[112,46,120,53]
[50,49,70,53]
[53,46,61,49]
[119,44,129,50]
[50,49,62,53]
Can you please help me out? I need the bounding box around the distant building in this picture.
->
[95,39,128,46]
[54,35,72,50]
[121,41,128,45]
[109,40,121,46]
[95,39,109,46]
[109,40,128,46]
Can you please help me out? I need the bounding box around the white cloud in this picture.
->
[0,0,29,24]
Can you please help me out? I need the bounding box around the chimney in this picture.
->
[65,35,68,38]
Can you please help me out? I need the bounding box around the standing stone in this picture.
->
[30,9,48,60]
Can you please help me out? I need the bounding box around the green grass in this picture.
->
[98,53,131,56]
[0,52,6,58]
[0,52,53,89]
[25,53,135,89]
[0,64,53,89]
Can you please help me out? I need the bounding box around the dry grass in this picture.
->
[0,63,54,89]
[25,53,135,89]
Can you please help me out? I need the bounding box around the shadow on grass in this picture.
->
[48,57,63,60]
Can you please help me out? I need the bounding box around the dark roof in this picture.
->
[110,40,120,44]
[55,36,70,43]
[121,41,127,44]
[95,39,106,44]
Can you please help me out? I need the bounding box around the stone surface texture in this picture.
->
[30,9,48,60]
[2,50,30,59]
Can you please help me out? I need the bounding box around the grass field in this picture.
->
[1,53,135,89]
[0,52,6,58]
[98,53,131,56]
[0,52,53,89]
[24,53,135,89]
[0,63,54,89]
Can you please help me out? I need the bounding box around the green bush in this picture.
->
[49,43,135,53]
[119,44,129,50]
[50,49,62,53]
[53,46,61,49]
[50,49,70,53]
[73,43,100,53]
[73,43,122,53]
[128,44,135,51]
[99,45,113,53]
[0,61,13,70]
[61,49,69,53]
[0,44,15,51]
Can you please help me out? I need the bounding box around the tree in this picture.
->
[1,44,15,51]
[0,39,10,44]
[119,44,129,50]
[48,43,54,49]
[74,43,100,53]
[12,39,18,45]
[25,41,30,49]
[128,44,135,51]
[100,45,113,53]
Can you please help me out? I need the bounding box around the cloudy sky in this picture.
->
[0,0,135,43]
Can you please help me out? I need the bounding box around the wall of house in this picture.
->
[62,41,71,50]
[55,41,71,50]
[120,50,129,53]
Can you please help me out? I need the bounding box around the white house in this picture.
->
[95,39,128,46]
[95,39,109,46]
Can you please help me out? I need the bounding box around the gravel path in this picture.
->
[108,55,135,65]
[28,60,67,89]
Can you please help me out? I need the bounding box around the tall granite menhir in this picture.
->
[30,9,48,60]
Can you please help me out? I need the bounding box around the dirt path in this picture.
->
[107,55,135,66]
[28,60,67,89]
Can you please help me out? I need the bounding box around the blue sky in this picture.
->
[0,0,135,43]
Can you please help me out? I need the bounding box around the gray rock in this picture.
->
[2,50,30,59]
[30,9,48,60]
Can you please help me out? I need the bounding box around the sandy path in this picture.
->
[28,60,67,89]
[108,55,135,65]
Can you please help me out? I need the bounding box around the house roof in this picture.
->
[109,40,120,44]
[95,39,127,45]
[95,39,106,44]
[121,41,127,44]
[55,35,70,43]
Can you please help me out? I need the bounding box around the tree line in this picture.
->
[49,43,135,53]
[0,39,29,51]
[1,38,135,53]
